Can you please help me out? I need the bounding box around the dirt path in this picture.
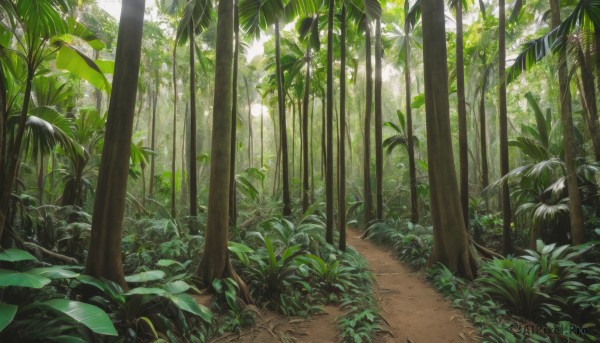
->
[347,230,478,343]
[214,230,477,342]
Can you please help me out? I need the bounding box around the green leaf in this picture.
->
[28,267,80,279]
[163,280,191,294]
[55,43,111,92]
[228,241,254,254]
[168,294,212,322]
[0,248,38,262]
[411,94,424,109]
[37,299,117,336]
[0,270,51,288]
[156,259,182,267]
[125,287,167,296]
[0,303,17,332]
[125,270,166,283]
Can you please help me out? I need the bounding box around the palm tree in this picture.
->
[549,0,585,244]
[297,15,321,213]
[85,0,146,288]
[387,0,420,223]
[0,0,109,242]
[173,0,212,229]
[421,0,476,280]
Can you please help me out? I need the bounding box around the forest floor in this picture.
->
[210,229,478,343]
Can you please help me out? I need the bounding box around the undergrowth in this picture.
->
[361,219,600,343]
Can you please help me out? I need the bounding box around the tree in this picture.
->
[455,0,468,226]
[363,15,374,225]
[421,0,476,280]
[0,0,109,243]
[374,15,383,221]
[85,0,146,288]
[498,0,512,255]
[325,0,335,243]
[230,0,239,227]
[339,4,347,251]
[298,15,320,213]
[549,0,585,244]
[196,0,249,299]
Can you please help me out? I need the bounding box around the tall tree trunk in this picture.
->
[149,77,158,197]
[171,46,178,218]
[0,66,34,243]
[292,100,296,179]
[37,156,44,205]
[576,47,600,161]
[94,50,103,115]
[339,5,347,251]
[189,22,198,232]
[325,0,335,243]
[499,0,513,255]
[456,0,469,226]
[363,19,374,225]
[196,0,248,296]
[229,1,239,228]
[260,97,264,166]
[374,18,383,221]
[549,0,585,245]
[244,75,253,168]
[302,43,311,213]
[85,0,145,288]
[275,20,291,216]
[311,94,315,202]
[480,54,489,190]
[404,18,418,224]
[321,96,326,179]
[421,0,476,280]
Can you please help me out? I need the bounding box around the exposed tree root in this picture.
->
[473,241,503,260]
[7,228,79,264]
[226,259,255,306]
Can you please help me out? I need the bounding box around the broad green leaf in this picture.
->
[28,267,80,279]
[228,241,254,254]
[0,26,11,48]
[168,294,212,322]
[94,60,115,74]
[411,94,424,109]
[0,270,51,288]
[125,287,167,296]
[55,43,111,92]
[0,303,17,332]
[37,299,117,336]
[156,259,182,267]
[0,248,37,262]
[163,280,191,294]
[125,270,166,283]
[62,18,106,50]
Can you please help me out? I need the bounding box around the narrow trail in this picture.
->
[216,230,478,342]
[347,229,478,343]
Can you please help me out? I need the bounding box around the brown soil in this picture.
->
[347,229,478,343]
[212,229,478,343]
